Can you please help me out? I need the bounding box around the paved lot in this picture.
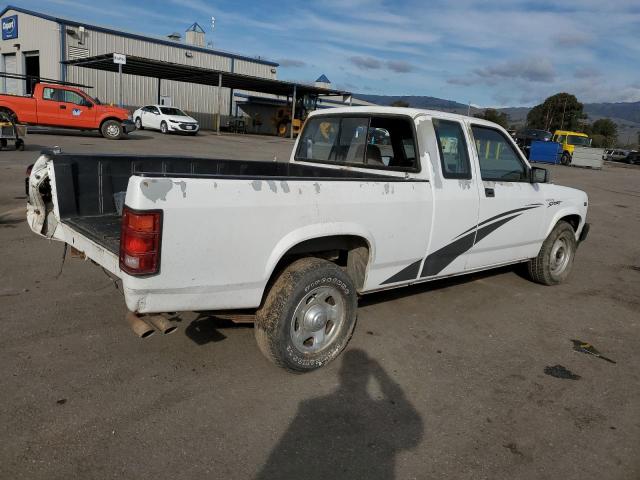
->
[1,129,639,479]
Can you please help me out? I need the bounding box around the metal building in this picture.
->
[0,5,279,129]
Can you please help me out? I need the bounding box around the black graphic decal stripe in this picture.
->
[421,214,522,277]
[380,260,422,285]
[454,206,540,239]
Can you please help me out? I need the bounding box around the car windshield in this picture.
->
[567,135,590,146]
[160,107,186,116]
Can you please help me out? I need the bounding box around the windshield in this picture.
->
[160,107,186,116]
[567,135,591,146]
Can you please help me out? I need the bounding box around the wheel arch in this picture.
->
[546,211,583,239]
[0,106,18,122]
[262,227,374,303]
[99,116,124,129]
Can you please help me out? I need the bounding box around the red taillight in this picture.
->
[119,207,162,275]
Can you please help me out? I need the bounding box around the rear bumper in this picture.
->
[579,223,590,243]
[122,120,137,133]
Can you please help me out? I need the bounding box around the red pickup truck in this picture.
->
[0,83,135,139]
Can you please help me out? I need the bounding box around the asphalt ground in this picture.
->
[1,128,639,479]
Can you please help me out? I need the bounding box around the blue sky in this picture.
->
[15,0,640,106]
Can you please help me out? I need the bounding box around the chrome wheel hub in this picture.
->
[107,124,120,136]
[290,285,345,354]
[550,237,571,275]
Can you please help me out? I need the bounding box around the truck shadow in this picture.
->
[184,313,252,345]
[255,349,423,480]
[28,128,153,140]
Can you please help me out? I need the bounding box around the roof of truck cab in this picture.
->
[553,130,589,137]
[307,106,502,127]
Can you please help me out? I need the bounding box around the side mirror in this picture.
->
[531,166,550,183]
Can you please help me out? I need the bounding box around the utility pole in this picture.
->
[560,96,567,130]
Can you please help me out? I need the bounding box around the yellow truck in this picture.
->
[552,130,592,165]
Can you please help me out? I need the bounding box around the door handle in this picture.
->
[59,105,66,110]
[485,187,495,197]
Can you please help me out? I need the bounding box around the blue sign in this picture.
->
[2,15,18,40]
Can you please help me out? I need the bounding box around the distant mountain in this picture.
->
[355,94,475,114]
[354,93,640,145]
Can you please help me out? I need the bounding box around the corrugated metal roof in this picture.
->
[0,5,279,67]
[63,54,351,97]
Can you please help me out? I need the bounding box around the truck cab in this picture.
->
[552,130,592,165]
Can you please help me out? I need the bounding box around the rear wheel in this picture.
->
[255,258,358,372]
[0,108,18,123]
[101,120,122,140]
[160,121,168,134]
[527,221,577,285]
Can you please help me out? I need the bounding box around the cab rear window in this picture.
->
[295,115,419,171]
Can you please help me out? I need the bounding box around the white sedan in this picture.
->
[133,105,199,134]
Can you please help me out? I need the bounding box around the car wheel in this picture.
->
[135,117,143,130]
[160,121,168,134]
[527,220,577,285]
[255,257,358,372]
[100,120,122,140]
[560,153,571,166]
[629,157,636,165]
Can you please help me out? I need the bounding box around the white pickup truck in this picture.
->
[27,107,590,371]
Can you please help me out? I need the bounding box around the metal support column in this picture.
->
[157,78,161,104]
[118,63,123,107]
[216,72,222,135]
[290,85,297,139]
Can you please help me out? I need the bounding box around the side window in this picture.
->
[296,115,418,170]
[366,116,417,169]
[296,117,341,162]
[339,117,368,164]
[63,90,88,106]
[432,119,471,179]
[42,87,60,101]
[471,125,527,181]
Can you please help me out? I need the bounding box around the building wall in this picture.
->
[0,8,278,129]
[0,10,60,94]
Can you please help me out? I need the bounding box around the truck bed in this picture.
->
[50,154,406,255]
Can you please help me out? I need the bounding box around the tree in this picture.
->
[526,93,587,132]
[390,100,410,108]
[474,108,509,129]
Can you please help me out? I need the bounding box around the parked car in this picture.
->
[625,151,639,164]
[133,105,199,134]
[0,82,134,139]
[26,107,589,372]
[515,128,552,158]
[603,149,629,162]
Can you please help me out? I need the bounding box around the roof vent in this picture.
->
[185,22,205,47]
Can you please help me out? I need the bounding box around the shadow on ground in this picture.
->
[256,349,423,479]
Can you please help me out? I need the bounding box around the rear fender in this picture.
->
[264,222,375,283]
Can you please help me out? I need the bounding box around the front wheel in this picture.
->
[527,221,577,285]
[160,121,168,134]
[101,120,122,140]
[255,258,358,372]
[560,152,571,166]
[134,117,143,130]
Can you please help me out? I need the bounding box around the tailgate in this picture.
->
[27,154,123,276]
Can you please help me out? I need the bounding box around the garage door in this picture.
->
[3,53,19,95]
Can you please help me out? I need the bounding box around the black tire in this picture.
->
[560,152,571,166]
[134,117,143,130]
[100,119,122,140]
[255,258,358,372]
[527,221,577,285]
[0,108,18,123]
[160,121,168,134]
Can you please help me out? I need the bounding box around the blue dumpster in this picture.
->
[529,141,561,164]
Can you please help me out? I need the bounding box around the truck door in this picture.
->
[38,87,65,126]
[419,118,480,278]
[59,89,96,128]
[465,124,545,270]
